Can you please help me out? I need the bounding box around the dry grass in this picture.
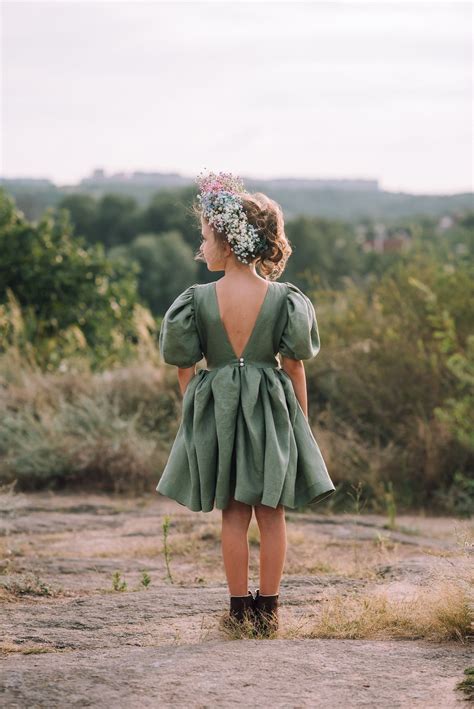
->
[296,579,473,642]
[0,480,29,512]
[1,572,63,599]
[0,360,176,495]
[285,533,401,579]
[89,543,164,559]
[0,640,60,656]
[218,610,279,641]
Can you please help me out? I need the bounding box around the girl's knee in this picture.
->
[254,502,285,524]
[222,496,253,523]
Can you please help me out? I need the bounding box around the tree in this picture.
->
[109,230,198,314]
[91,193,140,248]
[0,188,142,369]
[285,216,362,288]
[58,194,98,240]
[139,186,199,249]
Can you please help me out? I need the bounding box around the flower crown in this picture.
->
[195,170,267,264]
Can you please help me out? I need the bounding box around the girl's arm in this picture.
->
[177,365,197,396]
[280,356,308,418]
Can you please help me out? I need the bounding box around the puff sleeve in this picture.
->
[278,282,321,360]
[158,285,203,367]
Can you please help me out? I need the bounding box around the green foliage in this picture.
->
[1,185,473,513]
[140,571,151,589]
[59,187,202,314]
[60,193,140,248]
[92,194,140,248]
[112,571,127,592]
[312,252,474,511]
[108,230,198,314]
[58,186,200,248]
[285,216,363,289]
[139,186,199,248]
[0,189,146,370]
[439,471,474,518]
[456,667,474,702]
[58,193,97,240]
[434,335,474,452]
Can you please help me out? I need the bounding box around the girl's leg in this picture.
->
[254,503,287,595]
[221,496,253,596]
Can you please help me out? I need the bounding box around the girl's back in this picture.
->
[214,276,270,360]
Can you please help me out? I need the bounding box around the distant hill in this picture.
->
[1,171,472,223]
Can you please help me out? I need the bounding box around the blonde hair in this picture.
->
[192,191,292,280]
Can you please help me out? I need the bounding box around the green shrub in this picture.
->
[309,253,474,511]
[0,189,146,370]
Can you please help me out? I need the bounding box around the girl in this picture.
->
[156,171,336,636]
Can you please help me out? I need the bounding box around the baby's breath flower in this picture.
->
[196,170,267,264]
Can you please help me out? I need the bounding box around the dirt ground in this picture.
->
[0,492,472,708]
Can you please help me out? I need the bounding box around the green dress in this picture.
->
[156,280,336,512]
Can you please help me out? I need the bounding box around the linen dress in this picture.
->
[156,280,336,512]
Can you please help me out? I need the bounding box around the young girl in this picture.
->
[156,171,336,636]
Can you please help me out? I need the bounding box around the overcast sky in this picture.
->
[1,0,472,194]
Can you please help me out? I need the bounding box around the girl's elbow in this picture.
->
[280,355,304,373]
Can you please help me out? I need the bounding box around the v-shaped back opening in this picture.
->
[212,280,272,360]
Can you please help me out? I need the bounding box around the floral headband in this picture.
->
[195,170,267,264]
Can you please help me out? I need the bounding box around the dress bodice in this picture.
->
[159,280,321,371]
[195,281,286,370]
[156,278,336,513]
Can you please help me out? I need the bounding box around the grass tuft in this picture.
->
[300,580,473,642]
[456,667,474,702]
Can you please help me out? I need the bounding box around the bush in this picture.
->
[308,253,474,511]
[0,189,146,370]
[108,230,198,315]
[0,359,181,493]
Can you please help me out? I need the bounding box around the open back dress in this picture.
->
[156,280,336,512]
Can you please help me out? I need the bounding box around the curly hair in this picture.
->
[192,191,292,280]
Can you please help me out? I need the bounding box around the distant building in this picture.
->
[361,224,412,253]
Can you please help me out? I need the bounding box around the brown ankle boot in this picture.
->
[222,590,255,628]
[230,590,255,622]
[253,589,279,635]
